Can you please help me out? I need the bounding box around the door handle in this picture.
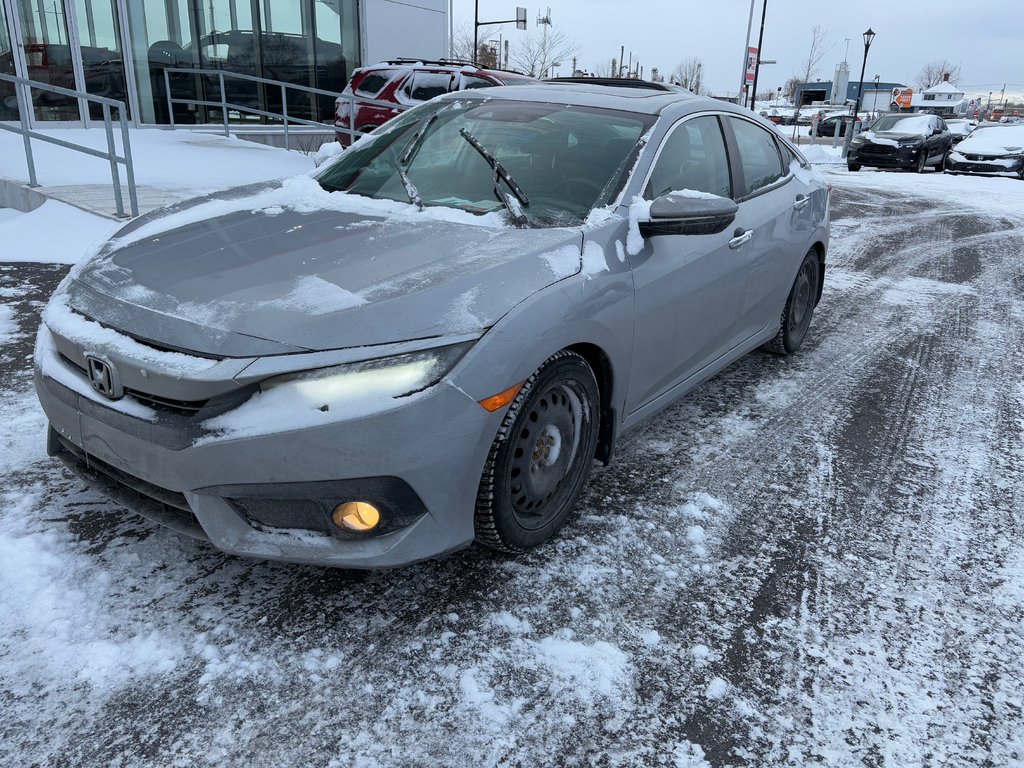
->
[793,194,810,210]
[729,228,753,249]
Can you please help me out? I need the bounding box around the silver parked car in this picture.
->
[35,84,830,568]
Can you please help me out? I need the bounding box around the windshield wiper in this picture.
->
[399,112,439,165]
[458,127,530,226]
[391,153,423,210]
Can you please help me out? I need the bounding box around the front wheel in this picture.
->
[916,149,929,173]
[762,250,820,356]
[847,162,861,172]
[475,351,600,552]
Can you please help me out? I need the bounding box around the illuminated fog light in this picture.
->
[333,501,381,532]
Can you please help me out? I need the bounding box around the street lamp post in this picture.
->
[853,28,875,117]
[871,74,880,117]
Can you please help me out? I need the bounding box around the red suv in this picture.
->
[334,59,537,144]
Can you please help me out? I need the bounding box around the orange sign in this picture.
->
[894,88,914,109]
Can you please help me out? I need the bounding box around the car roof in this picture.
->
[439,82,713,116]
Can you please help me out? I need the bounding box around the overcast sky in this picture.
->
[454,0,1020,100]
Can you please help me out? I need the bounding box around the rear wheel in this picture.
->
[475,351,600,552]
[762,250,820,356]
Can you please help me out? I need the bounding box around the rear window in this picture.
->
[460,75,497,90]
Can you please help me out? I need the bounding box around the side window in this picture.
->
[729,117,786,197]
[460,75,496,90]
[645,115,732,200]
[354,72,390,97]
[406,71,454,102]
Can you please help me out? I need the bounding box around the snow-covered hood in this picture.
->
[62,182,584,356]
[954,127,1024,156]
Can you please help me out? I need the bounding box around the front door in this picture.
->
[625,114,751,416]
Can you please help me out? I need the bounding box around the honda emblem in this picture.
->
[85,355,123,399]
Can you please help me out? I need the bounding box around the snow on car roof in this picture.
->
[439,82,700,115]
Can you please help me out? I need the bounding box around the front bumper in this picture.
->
[35,354,501,569]
[849,143,923,169]
[945,153,1023,177]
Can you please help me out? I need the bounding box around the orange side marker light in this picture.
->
[478,381,525,412]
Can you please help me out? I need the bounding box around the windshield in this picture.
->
[316,98,656,226]
[869,115,933,134]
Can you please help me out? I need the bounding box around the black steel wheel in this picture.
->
[762,249,820,355]
[475,351,599,552]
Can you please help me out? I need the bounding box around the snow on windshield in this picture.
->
[870,115,933,133]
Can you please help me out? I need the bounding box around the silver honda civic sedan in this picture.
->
[35,83,830,568]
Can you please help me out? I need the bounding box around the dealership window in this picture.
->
[122,0,359,124]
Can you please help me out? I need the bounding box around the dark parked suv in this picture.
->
[847,113,952,172]
[334,59,537,144]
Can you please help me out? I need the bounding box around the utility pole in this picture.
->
[474,3,527,66]
[620,45,625,78]
[749,0,768,112]
[738,0,755,106]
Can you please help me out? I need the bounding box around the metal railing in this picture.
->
[163,67,411,147]
[0,73,139,218]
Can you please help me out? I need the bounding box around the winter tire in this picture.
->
[475,350,600,553]
[847,163,861,172]
[762,249,820,356]
[916,149,929,173]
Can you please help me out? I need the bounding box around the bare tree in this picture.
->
[671,57,705,94]
[790,26,832,132]
[783,76,802,103]
[795,26,831,86]
[508,28,581,78]
[916,60,961,89]
[451,21,502,63]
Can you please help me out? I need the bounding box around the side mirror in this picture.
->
[638,193,739,237]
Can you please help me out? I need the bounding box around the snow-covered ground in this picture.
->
[0,202,121,264]
[1,168,1023,765]
[0,128,314,196]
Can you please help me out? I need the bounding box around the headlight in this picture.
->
[259,342,473,408]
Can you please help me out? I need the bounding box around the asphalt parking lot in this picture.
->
[1,169,1022,766]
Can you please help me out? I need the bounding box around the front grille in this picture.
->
[51,431,207,540]
[964,154,994,161]
[954,162,1009,174]
[125,388,209,414]
[861,144,897,158]
[60,353,210,416]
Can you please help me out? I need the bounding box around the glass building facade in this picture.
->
[0,0,360,125]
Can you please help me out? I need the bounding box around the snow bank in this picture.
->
[0,303,16,345]
[0,200,120,265]
[0,128,312,193]
[801,144,845,165]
